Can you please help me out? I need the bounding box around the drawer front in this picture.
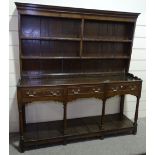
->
[68,85,104,96]
[21,87,64,98]
[105,82,140,97]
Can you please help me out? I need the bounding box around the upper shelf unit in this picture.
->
[20,15,134,59]
[16,3,139,76]
[21,15,134,42]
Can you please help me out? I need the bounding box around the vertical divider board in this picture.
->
[80,18,84,57]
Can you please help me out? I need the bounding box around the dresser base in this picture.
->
[20,113,135,152]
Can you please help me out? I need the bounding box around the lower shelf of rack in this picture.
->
[22,114,135,149]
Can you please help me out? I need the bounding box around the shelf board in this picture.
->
[23,114,134,143]
[20,36,81,41]
[20,37,131,42]
[21,56,130,59]
[21,56,81,59]
[81,56,130,59]
[21,71,127,79]
[83,38,132,42]
[20,73,140,87]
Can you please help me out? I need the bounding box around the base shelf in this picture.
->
[23,114,134,148]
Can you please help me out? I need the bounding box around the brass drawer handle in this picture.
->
[93,88,101,93]
[72,89,80,94]
[26,91,36,97]
[113,89,117,92]
[29,94,34,97]
[50,91,59,96]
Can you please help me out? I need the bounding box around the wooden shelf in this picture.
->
[23,114,134,144]
[21,56,81,59]
[19,73,140,87]
[20,36,131,42]
[21,71,127,78]
[21,56,129,59]
[83,38,132,42]
[20,36,81,41]
[81,56,130,59]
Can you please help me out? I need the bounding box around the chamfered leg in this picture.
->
[133,96,140,134]
[100,99,106,139]
[63,102,67,145]
[120,95,125,120]
[18,104,25,153]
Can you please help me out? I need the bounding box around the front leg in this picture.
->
[100,99,106,139]
[63,102,67,145]
[120,95,125,120]
[18,104,25,153]
[132,96,140,134]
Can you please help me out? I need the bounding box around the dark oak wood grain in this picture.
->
[15,2,142,152]
[23,114,134,146]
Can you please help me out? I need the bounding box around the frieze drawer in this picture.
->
[21,88,64,98]
[68,85,104,95]
[105,82,141,97]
